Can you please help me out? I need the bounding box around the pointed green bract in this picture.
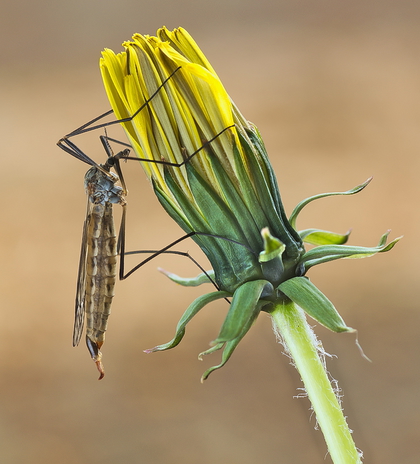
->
[278,277,354,333]
[201,301,265,381]
[145,291,230,353]
[186,162,249,247]
[159,268,215,286]
[299,229,351,245]
[238,131,302,257]
[199,343,224,359]
[289,178,372,229]
[215,279,270,343]
[259,227,285,263]
[208,147,263,252]
[301,232,401,272]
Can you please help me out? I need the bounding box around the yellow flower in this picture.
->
[100,27,399,379]
[101,27,305,295]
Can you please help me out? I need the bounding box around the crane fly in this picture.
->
[61,136,129,379]
[79,167,124,378]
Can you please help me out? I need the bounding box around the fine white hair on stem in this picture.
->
[271,309,343,409]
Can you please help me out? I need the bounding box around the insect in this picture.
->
[58,135,129,379]
[57,65,242,379]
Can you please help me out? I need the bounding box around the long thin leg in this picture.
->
[99,126,234,168]
[122,247,232,306]
[59,124,234,171]
[57,62,234,172]
[59,66,182,140]
[118,207,254,282]
[116,202,222,295]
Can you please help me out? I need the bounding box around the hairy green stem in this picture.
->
[271,300,362,464]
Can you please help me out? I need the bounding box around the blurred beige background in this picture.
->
[1,1,418,463]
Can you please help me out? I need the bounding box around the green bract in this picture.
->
[100,27,400,380]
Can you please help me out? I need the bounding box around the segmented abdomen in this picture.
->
[85,202,117,347]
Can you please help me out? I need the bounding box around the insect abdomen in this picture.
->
[85,202,118,347]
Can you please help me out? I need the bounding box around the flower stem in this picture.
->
[271,300,362,464]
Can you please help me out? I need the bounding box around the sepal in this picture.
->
[158,268,215,286]
[144,291,230,353]
[278,277,354,333]
[300,231,401,272]
[289,178,372,229]
[259,227,285,262]
[299,229,351,246]
[200,301,265,381]
[214,279,269,343]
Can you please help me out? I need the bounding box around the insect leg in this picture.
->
[119,231,254,281]
[57,66,182,144]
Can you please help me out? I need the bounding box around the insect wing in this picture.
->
[73,198,93,346]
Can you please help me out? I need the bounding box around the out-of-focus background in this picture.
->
[1,1,418,463]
